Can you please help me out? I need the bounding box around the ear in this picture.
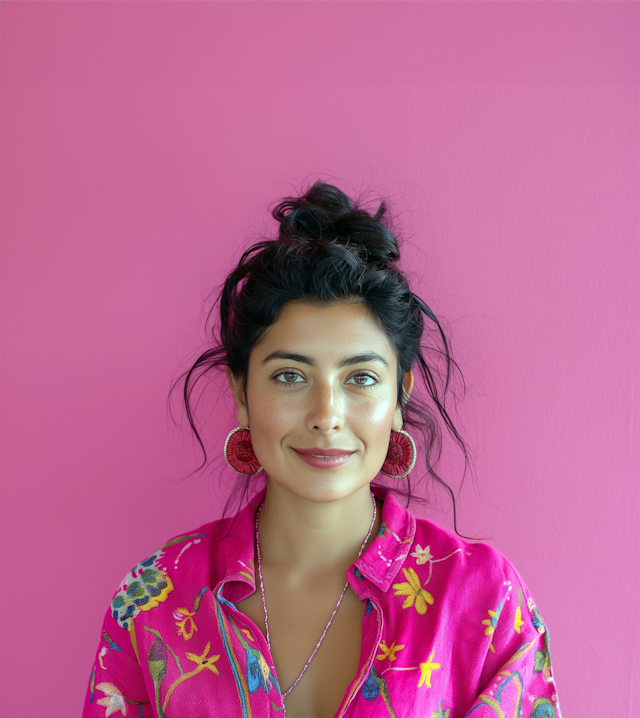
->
[226,366,250,427]
[392,370,414,431]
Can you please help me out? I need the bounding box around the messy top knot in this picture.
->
[273,181,399,263]
[176,181,469,532]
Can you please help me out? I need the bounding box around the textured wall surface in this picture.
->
[1,2,638,716]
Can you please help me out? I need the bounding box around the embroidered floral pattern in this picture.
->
[532,697,556,717]
[85,491,561,718]
[95,683,127,717]
[514,588,525,634]
[392,568,435,615]
[432,699,451,718]
[185,642,220,675]
[161,642,221,712]
[228,614,279,695]
[534,646,552,681]
[411,544,434,565]
[377,640,405,662]
[472,670,525,715]
[95,683,150,717]
[110,552,174,632]
[361,666,396,717]
[418,649,441,689]
[482,601,503,652]
[173,587,208,640]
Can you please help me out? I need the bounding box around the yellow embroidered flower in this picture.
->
[96,682,127,717]
[514,605,525,634]
[173,607,198,640]
[418,649,441,688]
[162,641,221,711]
[376,640,405,662]
[482,602,503,652]
[137,572,174,613]
[482,609,498,636]
[258,652,271,685]
[185,642,220,675]
[410,544,434,565]
[513,587,525,634]
[392,568,435,615]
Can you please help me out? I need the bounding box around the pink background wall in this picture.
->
[1,2,638,716]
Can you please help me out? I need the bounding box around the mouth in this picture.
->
[293,448,354,457]
[292,447,355,468]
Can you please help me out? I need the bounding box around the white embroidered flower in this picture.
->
[96,682,127,716]
[410,544,434,565]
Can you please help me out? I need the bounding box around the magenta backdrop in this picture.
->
[1,2,639,716]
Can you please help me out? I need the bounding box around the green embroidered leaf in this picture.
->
[141,569,159,584]
[533,648,546,673]
[127,582,145,598]
[149,659,167,682]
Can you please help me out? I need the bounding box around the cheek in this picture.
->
[351,394,397,444]
[246,388,299,456]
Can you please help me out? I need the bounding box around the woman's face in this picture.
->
[228,299,413,504]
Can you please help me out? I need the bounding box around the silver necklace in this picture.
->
[254,492,377,704]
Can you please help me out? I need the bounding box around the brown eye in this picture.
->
[347,373,377,387]
[272,371,304,385]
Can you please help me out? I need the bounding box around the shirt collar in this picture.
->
[357,486,416,591]
[215,485,416,598]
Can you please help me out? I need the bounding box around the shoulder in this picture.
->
[108,517,228,631]
[410,515,532,602]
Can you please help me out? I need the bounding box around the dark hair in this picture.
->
[174,181,470,533]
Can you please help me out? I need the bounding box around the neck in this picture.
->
[257,479,380,578]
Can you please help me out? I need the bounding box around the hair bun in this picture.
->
[272,181,399,262]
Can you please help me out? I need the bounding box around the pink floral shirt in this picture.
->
[83,488,561,718]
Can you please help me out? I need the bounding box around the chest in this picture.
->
[236,580,366,718]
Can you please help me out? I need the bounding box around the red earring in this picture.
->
[224,426,263,475]
[381,429,417,478]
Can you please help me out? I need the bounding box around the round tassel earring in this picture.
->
[380,429,416,478]
[224,426,263,475]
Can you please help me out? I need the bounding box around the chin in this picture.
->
[267,470,372,504]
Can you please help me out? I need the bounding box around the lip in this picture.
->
[293,447,355,469]
[294,448,354,456]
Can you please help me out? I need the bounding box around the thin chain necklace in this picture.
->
[254,492,377,703]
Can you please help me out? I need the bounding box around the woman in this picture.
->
[84,182,561,718]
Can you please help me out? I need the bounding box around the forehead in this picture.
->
[254,299,395,358]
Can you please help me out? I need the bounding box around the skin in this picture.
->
[228,299,413,718]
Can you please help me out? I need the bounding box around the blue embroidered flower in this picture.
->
[103,631,121,651]
[361,669,381,700]
[246,647,278,694]
[364,598,373,616]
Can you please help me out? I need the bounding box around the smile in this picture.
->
[292,448,355,469]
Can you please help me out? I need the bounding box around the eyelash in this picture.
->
[271,371,379,389]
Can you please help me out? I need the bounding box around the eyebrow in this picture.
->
[262,351,389,368]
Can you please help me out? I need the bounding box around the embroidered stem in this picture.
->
[162,668,202,711]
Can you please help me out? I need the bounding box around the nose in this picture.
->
[306,380,344,434]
